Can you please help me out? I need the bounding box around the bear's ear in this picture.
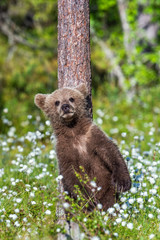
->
[76,83,88,96]
[34,94,47,111]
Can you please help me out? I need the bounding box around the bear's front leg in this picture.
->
[92,126,132,193]
[111,166,132,192]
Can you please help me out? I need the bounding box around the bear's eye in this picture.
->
[69,97,74,103]
[55,101,60,106]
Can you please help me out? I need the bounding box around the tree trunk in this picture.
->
[58,0,92,95]
[57,0,92,239]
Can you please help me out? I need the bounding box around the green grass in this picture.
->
[0,86,160,239]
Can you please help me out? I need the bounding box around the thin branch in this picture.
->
[0,20,36,49]
[91,28,126,90]
[117,0,134,56]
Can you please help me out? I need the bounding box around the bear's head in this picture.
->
[34,84,89,128]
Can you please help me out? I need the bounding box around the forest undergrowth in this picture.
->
[0,87,160,240]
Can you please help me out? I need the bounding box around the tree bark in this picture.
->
[57,1,92,239]
[58,0,92,95]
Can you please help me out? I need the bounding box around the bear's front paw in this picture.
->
[112,174,131,192]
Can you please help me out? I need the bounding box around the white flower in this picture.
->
[107,207,115,214]
[14,209,19,213]
[142,191,148,197]
[97,203,103,210]
[136,163,143,169]
[110,128,119,134]
[113,233,118,237]
[148,214,153,219]
[104,216,108,221]
[148,197,155,203]
[114,203,120,210]
[56,175,63,182]
[28,159,36,166]
[97,186,102,191]
[83,218,87,222]
[17,146,24,153]
[29,192,35,197]
[27,115,32,119]
[137,225,142,230]
[121,132,127,137]
[80,233,85,239]
[120,209,124,214]
[123,213,129,219]
[45,120,50,126]
[3,108,8,113]
[120,197,126,202]
[134,136,139,140]
[104,230,110,234]
[116,218,122,224]
[96,109,104,117]
[9,214,18,220]
[23,217,27,222]
[127,223,133,230]
[113,116,118,122]
[149,189,157,195]
[31,201,36,205]
[90,181,97,188]
[149,177,156,184]
[6,219,10,227]
[134,209,139,214]
[97,118,103,125]
[14,221,20,227]
[149,234,155,239]
[91,237,100,240]
[49,150,56,159]
[121,221,126,226]
[45,210,51,215]
[130,187,137,194]
[56,228,61,233]
[139,204,144,209]
[16,198,22,203]
[128,198,135,204]
[142,183,147,187]
[137,198,143,204]
[63,202,70,209]
[121,203,127,210]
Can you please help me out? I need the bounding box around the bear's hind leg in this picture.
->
[100,187,117,211]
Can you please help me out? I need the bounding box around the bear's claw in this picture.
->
[112,175,132,192]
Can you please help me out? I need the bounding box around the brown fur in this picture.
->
[34,84,131,211]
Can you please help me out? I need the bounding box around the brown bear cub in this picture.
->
[35,84,131,211]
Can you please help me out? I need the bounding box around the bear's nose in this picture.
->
[61,104,70,113]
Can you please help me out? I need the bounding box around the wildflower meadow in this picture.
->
[1,0,160,239]
[0,87,160,240]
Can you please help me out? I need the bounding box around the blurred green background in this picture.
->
[0,0,160,132]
